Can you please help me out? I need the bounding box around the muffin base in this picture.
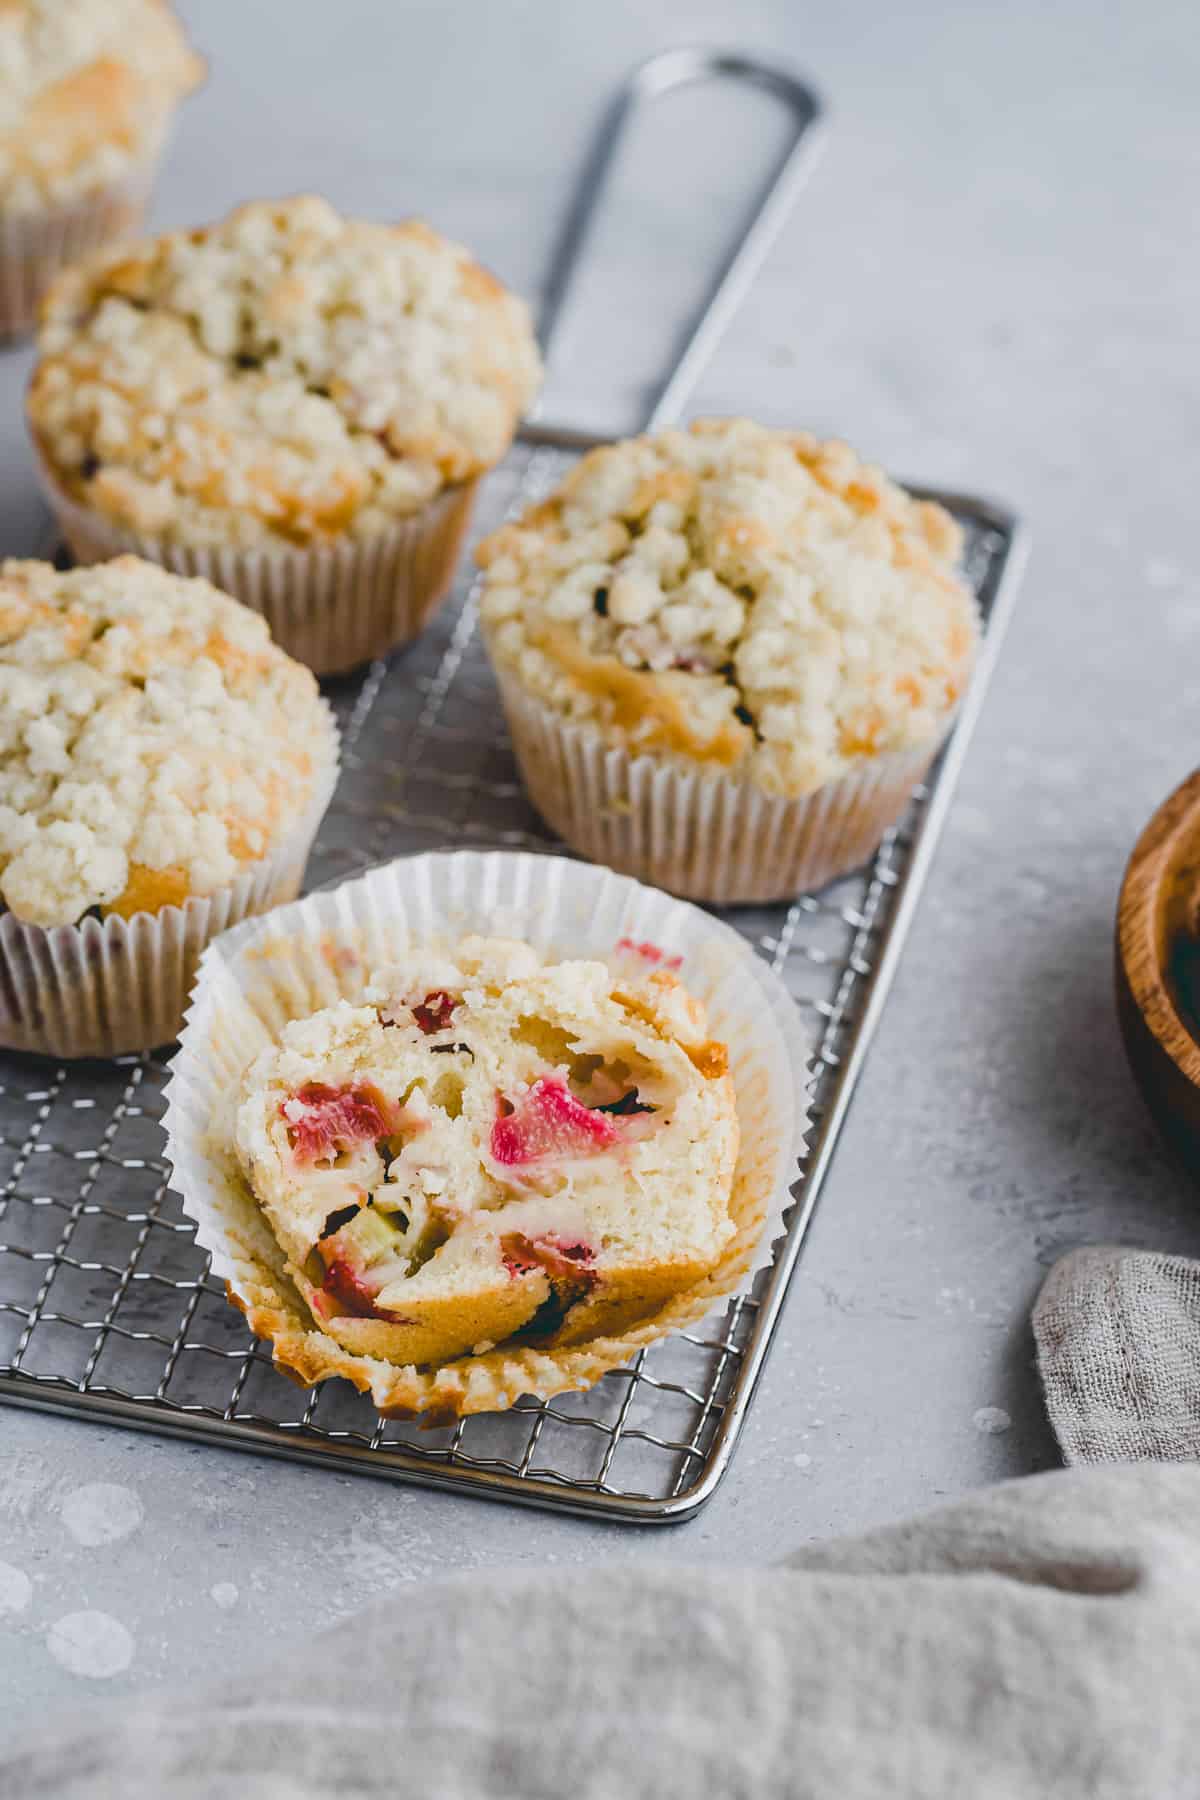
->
[0,702,340,1059]
[492,666,947,904]
[218,1187,768,1424]
[35,456,479,678]
[0,167,154,342]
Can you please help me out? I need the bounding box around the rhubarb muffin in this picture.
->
[28,195,543,674]
[0,0,202,338]
[232,935,738,1382]
[478,417,979,902]
[0,555,339,1057]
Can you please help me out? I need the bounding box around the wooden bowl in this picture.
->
[1117,768,1200,1170]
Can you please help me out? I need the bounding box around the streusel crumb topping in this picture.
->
[29,196,543,548]
[0,0,202,209]
[0,556,329,927]
[478,418,978,796]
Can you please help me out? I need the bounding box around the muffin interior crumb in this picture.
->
[234,934,738,1368]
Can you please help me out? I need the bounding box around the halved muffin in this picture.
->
[233,935,738,1369]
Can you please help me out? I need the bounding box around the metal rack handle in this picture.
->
[533,46,826,437]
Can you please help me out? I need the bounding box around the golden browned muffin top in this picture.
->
[0,0,201,208]
[0,555,333,925]
[479,417,977,795]
[30,196,543,548]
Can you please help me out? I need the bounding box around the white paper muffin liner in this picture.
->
[0,701,340,1060]
[0,163,155,342]
[34,453,479,678]
[491,665,946,904]
[162,849,812,1418]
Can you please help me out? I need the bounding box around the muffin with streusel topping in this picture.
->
[28,196,542,675]
[0,0,202,338]
[477,417,979,902]
[0,555,339,1057]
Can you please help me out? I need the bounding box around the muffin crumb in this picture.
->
[234,934,739,1369]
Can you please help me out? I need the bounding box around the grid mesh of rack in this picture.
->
[0,437,1023,1521]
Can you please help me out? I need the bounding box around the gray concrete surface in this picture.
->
[3,0,1200,1714]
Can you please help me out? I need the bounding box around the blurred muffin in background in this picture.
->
[478,417,978,903]
[28,196,543,675]
[0,0,202,337]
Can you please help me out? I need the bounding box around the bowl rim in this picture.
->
[1117,766,1200,1088]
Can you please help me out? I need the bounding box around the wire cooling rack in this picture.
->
[0,436,1025,1521]
[0,50,1028,1520]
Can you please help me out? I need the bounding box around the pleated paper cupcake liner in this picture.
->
[0,700,341,1060]
[491,666,944,904]
[34,452,478,678]
[162,849,812,1419]
[0,165,155,342]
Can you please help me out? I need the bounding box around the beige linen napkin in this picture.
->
[4,1464,1200,1800]
[1034,1245,1200,1462]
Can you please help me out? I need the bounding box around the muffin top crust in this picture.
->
[0,0,202,210]
[0,556,333,927]
[478,418,978,796]
[29,196,543,549]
